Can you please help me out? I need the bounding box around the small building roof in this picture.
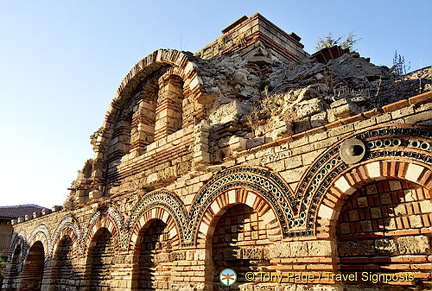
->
[0,204,46,219]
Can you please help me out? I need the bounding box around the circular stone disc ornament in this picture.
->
[340,138,366,164]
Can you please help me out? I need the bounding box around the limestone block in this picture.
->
[228,136,247,151]
[89,190,103,200]
[146,173,159,184]
[294,117,311,133]
[356,197,368,207]
[389,180,402,191]
[295,98,326,119]
[405,163,425,183]
[307,240,333,256]
[384,218,397,230]
[246,137,265,149]
[375,238,397,254]
[404,189,416,202]
[408,215,423,228]
[370,207,382,218]
[254,116,293,139]
[310,111,327,127]
[193,151,210,164]
[419,200,432,213]
[329,98,361,118]
[194,249,206,261]
[318,204,334,220]
[208,99,249,124]
[170,251,186,261]
[241,246,267,260]
[193,144,209,152]
[396,235,430,254]
[287,241,308,257]
[338,240,375,256]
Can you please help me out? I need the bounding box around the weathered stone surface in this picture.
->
[4,13,432,291]
[396,235,430,254]
[338,240,375,256]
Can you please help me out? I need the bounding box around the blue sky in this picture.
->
[0,0,431,208]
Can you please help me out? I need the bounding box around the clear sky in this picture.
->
[0,0,431,208]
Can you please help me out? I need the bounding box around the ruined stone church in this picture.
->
[3,14,432,290]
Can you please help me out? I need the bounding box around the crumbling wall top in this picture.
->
[196,13,309,63]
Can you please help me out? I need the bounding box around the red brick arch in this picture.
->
[316,158,432,232]
[90,49,209,183]
[27,224,51,258]
[52,227,81,257]
[51,216,82,256]
[98,49,207,139]
[84,213,121,253]
[196,187,282,244]
[115,49,205,102]
[128,206,179,251]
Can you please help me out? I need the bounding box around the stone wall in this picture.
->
[3,14,432,291]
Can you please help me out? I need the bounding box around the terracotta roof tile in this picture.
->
[0,204,46,219]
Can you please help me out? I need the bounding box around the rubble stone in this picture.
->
[3,13,432,291]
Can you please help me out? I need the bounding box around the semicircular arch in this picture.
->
[316,158,432,233]
[8,232,27,261]
[187,166,295,246]
[51,215,83,256]
[294,124,432,236]
[196,187,282,245]
[95,49,207,152]
[82,205,124,253]
[127,189,186,250]
[27,224,51,258]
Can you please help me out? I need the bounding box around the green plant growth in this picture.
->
[315,31,361,51]
[0,258,8,276]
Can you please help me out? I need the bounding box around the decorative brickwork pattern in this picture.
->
[4,14,432,291]
[337,180,432,287]
[212,204,270,287]
[191,166,291,245]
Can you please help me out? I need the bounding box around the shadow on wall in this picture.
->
[211,204,271,291]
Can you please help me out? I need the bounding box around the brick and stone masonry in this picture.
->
[2,13,431,291]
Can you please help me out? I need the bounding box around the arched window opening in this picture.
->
[337,179,432,288]
[87,228,116,290]
[52,236,80,290]
[20,241,45,291]
[211,204,270,289]
[8,244,22,282]
[109,111,133,160]
[129,77,159,154]
[133,219,172,291]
